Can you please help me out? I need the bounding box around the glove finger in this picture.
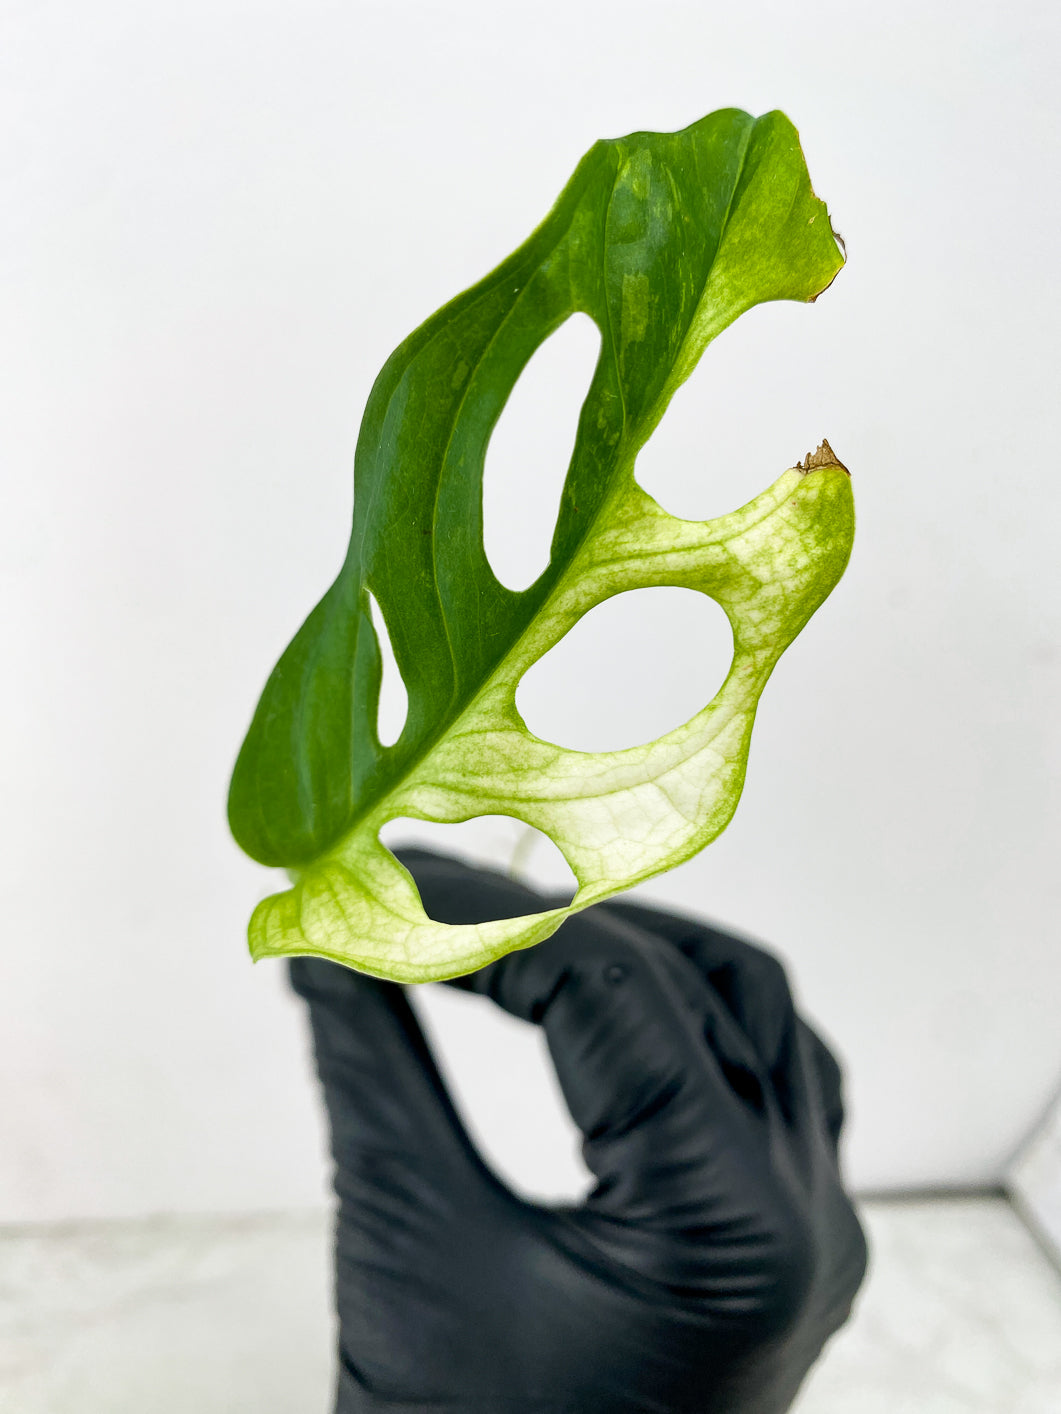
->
[288,956,493,1205]
[797,1016,847,1152]
[401,850,829,1304]
[460,908,774,1226]
[600,898,838,1134]
[402,848,775,1154]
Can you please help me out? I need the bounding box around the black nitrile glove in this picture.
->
[290,848,868,1414]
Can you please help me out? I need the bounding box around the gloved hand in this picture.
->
[290,848,867,1413]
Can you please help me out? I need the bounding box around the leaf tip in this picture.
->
[797,439,849,475]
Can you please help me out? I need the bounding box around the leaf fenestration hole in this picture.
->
[379,815,577,916]
[634,301,840,520]
[482,312,601,592]
[515,587,733,752]
[366,590,407,747]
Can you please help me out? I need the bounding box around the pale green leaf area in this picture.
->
[228,107,854,982]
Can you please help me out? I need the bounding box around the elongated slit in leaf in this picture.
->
[366,590,407,747]
[483,312,602,592]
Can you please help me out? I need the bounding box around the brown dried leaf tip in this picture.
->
[797,439,849,475]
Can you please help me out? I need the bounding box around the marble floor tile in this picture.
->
[792,1196,1061,1414]
[0,1212,334,1413]
[0,1197,1058,1412]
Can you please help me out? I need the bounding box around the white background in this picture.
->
[2,0,1059,1222]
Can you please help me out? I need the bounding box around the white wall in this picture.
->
[2,0,1059,1221]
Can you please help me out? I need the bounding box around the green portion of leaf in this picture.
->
[228,108,853,982]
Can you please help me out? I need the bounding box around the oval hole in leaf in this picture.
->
[366,590,407,747]
[378,815,576,915]
[515,586,733,752]
[482,312,601,591]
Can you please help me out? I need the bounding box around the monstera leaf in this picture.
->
[229,107,853,982]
